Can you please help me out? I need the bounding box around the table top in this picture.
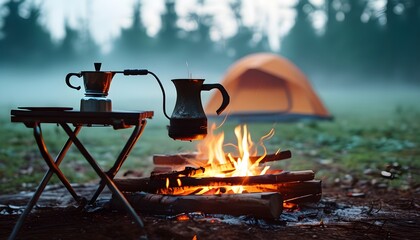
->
[11,108,154,129]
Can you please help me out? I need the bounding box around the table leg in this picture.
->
[33,124,81,202]
[89,120,147,204]
[60,123,145,228]
[8,126,82,240]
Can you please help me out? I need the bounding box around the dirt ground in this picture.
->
[1,184,419,240]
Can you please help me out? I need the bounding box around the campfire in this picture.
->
[158,124,275,195]
[113,124,322,219]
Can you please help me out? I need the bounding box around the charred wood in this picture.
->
[263,180,322,201]
[254,150,292,164]
[284,193,322,205]
[151,167,205,180]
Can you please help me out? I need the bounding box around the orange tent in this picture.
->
[205,53,332,121]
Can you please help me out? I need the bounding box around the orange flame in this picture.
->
[159,124,277,195]
[186,124,275,194]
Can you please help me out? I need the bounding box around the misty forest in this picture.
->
[1,1,420,239]
[1,0,419,86]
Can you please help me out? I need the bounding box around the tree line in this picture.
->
[0,0,419,84]
[282,0,420,84]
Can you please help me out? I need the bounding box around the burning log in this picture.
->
[111,192,283,219]
[255,150,292,164]
[151,167,205,179]
[114,170,315,193]
[152,181,322,205]
[152,150,292,166]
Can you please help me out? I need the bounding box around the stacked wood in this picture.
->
[113,150,322,219]
[114,171,321,206]
[114,170,315,193]
[112,192,283,219]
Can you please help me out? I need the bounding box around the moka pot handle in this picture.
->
[65,73,82,90]
[202,84,230,115]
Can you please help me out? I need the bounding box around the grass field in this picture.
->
[1,86,419,194]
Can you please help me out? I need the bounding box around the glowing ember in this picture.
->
[176,214,190,221]
[283,202,299,210]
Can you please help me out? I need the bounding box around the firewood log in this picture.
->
[111,192,283,219]
[152,150,292,166]
[114,170,315,193]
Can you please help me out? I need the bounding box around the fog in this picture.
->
[0,62,227,124]
[2,68,418,127]
[1,0,419,124]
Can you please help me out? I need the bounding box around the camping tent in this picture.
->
[205,53,332,122]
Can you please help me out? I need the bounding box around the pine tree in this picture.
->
[0,0,54,66]
[112,0,153,60]
[55,23,80,63]
[281,0,321,73]
[156,0,185,54]
[320,0,381,82]
[225,0,255,59]
[385,0,420,83]
[181,0,228,68]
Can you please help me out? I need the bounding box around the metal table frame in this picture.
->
[8,109,154,239]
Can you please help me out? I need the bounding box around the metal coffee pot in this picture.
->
[66,63,148,112]
[163,79,230,141]
[66,63,114,112]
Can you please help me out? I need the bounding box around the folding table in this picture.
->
[8,108,154,239]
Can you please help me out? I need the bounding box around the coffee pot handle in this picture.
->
[65,73,82,90]
[202,84,230,115]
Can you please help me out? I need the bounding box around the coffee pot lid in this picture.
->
[80,63,109,73]
[94,62,102,71]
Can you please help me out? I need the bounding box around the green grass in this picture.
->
[1,90,419,194]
